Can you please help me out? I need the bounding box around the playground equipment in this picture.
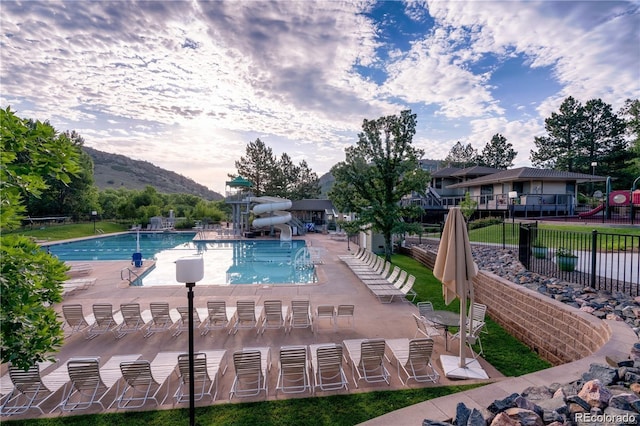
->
[251,196,293,241]
[579,185,639,218]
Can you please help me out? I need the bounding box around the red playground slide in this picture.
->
[579,203,604,218]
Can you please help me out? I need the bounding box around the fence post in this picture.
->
[502,218,506,249]
[590,230,597,289]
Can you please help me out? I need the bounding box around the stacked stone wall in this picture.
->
[402,246,612,366]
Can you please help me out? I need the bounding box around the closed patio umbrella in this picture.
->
[433,207,478,369]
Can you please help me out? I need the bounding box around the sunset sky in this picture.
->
[2,1,638,194]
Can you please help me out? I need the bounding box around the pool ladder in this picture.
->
[121,267,141,285]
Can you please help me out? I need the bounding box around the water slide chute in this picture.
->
[250,197,293,241]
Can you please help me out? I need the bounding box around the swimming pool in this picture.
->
[45,233,316,286]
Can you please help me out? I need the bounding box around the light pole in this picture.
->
[91,211,97,233]
[175,256,204,426]
[591,162,597,196]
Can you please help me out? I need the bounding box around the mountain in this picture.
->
[318,171,335,197]
[83,146,223,200]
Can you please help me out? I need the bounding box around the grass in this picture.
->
[6,222,129,241]
[467,223,639,248]
[5,226,553,426]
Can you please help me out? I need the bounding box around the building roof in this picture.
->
[431,167,462,178]
[450,166,502,177]
[290,199,335,211]
[446,167,608,189]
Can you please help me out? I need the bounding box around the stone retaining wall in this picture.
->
[401,246,612,366]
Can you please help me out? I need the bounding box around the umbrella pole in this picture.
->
[459,288,467,368]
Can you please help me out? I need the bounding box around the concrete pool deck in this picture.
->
[3,232,636,424]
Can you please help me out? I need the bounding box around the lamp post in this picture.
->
[591,162,597,196]
[175,256,204,426]
[91,211,97,233]
[508,191,518,225]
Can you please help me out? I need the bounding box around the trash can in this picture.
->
[132,252,143,267]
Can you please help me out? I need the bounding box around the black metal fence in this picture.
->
[519,223,639,296]
[414,219,639,296]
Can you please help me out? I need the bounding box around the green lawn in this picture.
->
[4,226,552,426]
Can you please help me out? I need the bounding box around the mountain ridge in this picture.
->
[83,146,223,200]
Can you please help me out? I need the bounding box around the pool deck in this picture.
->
[3,232,636,424]
[2,232,501,420]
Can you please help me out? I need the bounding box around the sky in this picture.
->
[1,1,639,195]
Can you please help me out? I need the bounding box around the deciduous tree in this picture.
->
[329,110,429,261]
[1,107,79,369]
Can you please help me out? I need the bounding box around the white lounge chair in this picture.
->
[275,346,310,395]
[309,344,348,393]
[229,347,270,399]
[336,305,355,330]
[201,300,236,336]
[343,339,390,388]
[144,302,176,338]
[287,300,312,333]
[175,351,226,404]
[260,300,288,335]
[86,303,122,339]
[61,304,93,335]
[114,303,148,339]
[314,305,335,333]
[386,338,440,385]
[57,354,140,412]
[231,301,262,335]
[0,361,64,416]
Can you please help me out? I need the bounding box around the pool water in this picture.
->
[46,233,316,286]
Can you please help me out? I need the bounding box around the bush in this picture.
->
[468,216,503,230]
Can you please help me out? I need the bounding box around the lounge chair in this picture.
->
[111,351,181,409]
[0,361,64,416]
[309,344,348,393]
[113,360,168,408]
[57,354,140,412]
[171,306,206,337]
[386,338,440,385]
[314,305,335,332]
[61,278,96,297]
[143,302,175,338]
[336,305,355,330]
[230,301,262,335]
[452,316,485,358]
[66,263,93,278]
[287,300,312,333]
[201,300,236,336]
[417,301,444,337]
[399,274,417,302]
[413,313,441,339]
[114,303,148,339]
[259,300,288,335]
[363,267,404,287]
[343,339,390,388]
[61,304,93,335]
[275,346,310,395]
[86,303,122,339]
[229,347,270,399]
[175,352,212,404]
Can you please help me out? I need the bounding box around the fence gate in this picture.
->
[518,223,536,269]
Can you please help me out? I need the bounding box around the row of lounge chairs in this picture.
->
[0,351,226,416]
[339,248,417,303]
[1,338,439,416]
[234,337,440,397]
[61,300,356,340]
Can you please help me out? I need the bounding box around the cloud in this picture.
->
[1,1,637,193]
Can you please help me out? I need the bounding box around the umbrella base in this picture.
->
[440,355,489,380]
